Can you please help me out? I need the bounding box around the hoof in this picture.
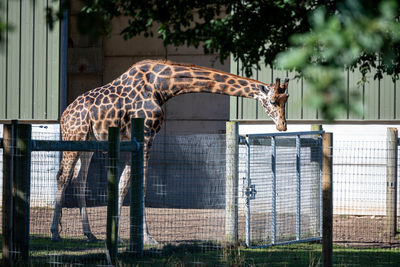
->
[144,234,158,245]
[85,233,98,243]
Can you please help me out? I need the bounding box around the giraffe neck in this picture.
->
[128,60,269,105]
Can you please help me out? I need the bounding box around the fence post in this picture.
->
[386,128,398,238]
[130,118,144,256]
[106,127,120,264]
[322,132,333,267]
[2,121,16,266]
[13,124,32,263]
[225,121,239,245]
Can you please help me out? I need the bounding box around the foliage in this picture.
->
[48,0,336,77]
[277,0,400,121]
[0,1,6,46]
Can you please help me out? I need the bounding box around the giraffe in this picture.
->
[50,59,290,244]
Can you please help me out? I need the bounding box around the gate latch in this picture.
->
[246,184,257,200]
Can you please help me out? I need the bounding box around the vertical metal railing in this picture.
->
[242,130,324,248]
[296,135,301,241]
[245,136,251,247]
[271,136,277,245]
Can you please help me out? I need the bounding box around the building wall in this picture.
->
[67,4,230,135]
[0,0,60,121]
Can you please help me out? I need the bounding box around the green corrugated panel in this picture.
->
[47,0,60,120]
[363,71,379,120]
[6,0,20,119]
[229,96,238,120]
[33,0,47,120]
[256,64,273,120]
[302,78,318,120]
[287,71,302,120]
[0,0,60,121]
[242,67,258,120]
[230,59,398,121]
[336,70,348,120]
[229,56,238,120]
[0,0,6,118]
[348,69,364,120]
[20,0,34,119]
[380,73,395,120]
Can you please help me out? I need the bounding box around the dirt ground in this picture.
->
[333,215,400,247]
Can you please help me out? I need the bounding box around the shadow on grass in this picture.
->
[1,236,400,266]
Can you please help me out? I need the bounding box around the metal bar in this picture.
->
[13,124,32,262]
[59,0,68,115]
[296,135,301,241]
[31,139,139,152]
[322,132,333,267]
[248,237,322,249]
[245,130,324,138]
[271,136,277,245]
[239,137,320,148]
[245,136,251,247]
[130,118,144,256]
[2,122,16,266]
[319,135,323,237]
[106,127,120,265]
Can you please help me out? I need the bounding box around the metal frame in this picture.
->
[241,131,324,248]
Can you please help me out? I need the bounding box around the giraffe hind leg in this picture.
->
[51,151,79,241]
[75,152,98,242]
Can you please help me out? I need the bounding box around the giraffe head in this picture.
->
[257,77,290,131]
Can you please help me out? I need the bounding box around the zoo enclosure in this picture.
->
[3,122,398,266]
[0,120,332,265]
[1,119,145,266]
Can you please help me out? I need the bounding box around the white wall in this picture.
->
[239,123,400,216]
[0,124,60,207]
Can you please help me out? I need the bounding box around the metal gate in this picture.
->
[240,131,324,248]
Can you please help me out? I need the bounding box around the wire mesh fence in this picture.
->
[332,138,400,245]
[1,124,400,266]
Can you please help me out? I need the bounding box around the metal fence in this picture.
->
[332,135,400,245]
[1,123,400,265]
[239,132,323,248]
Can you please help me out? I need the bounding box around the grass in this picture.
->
[1,236,400,266]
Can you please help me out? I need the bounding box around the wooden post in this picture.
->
[386,128,398,238]
[13,124,32,263]
[130,118,144,256]
[106,127,120,264]
[322,132,333,267]
[225,121,239,245]
[2,121,16,267]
